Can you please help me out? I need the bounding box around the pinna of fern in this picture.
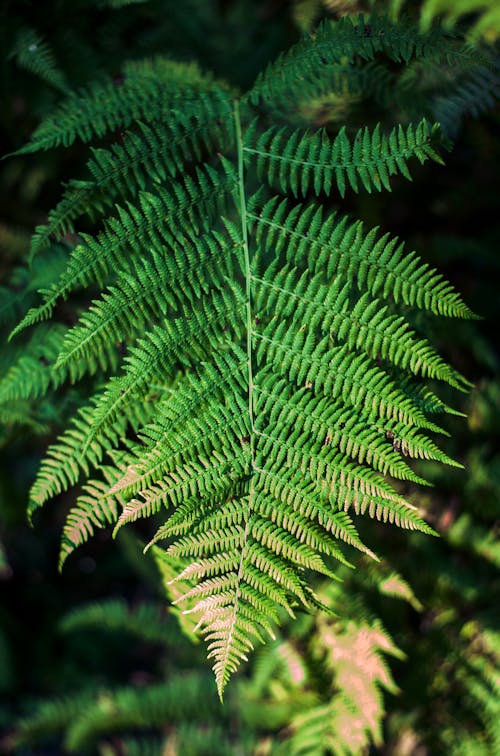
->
[3,13,496,698]
[238,575,407,756]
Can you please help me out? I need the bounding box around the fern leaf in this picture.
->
[28,403,149,520]
[53,231,238,382]
[81,285,244,450]
[59,476,120,570]
[419,0,500,41]
[59,598,174,644]
[0,326,65,404]
[283,616,402,754]
[249,14,485,107]
[253,259,464,386]
[431,62,500,137]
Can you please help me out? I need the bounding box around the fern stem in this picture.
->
[234,99,256,471]
[208,99,257,700]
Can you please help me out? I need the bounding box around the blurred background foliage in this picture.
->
[0,0,498,753]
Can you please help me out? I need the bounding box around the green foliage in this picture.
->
[10,595,248,753]
[246,118,446,196]
[3,8,498,701]
[412,0,500,42]
[15,674,227,753]
[297,0,500,42]
[238,571,409,755]
[1,14,499,756]
[9,26,68,93]
[11,585,405,754]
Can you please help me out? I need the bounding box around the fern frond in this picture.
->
[0,325,65,404]
[81,285,244,449]
[256,458,435,534]
[14,690,97,751]
[8,11,485,696]
[431,62,500,137]
[284,616,401,754]
[378,569,424,611]
[10,27,67,92]
[112,350,248,499]
[419,0,500,42]
[0,401,51,437]
[249,13,485,107]
[59,598,174,644]
[253,259,464,386]
[59,475,120,569]
[67,675,221,751]
[28,401,148,520]
[254,377,427,483]
[53,230,238,382]
[15,674,221,753]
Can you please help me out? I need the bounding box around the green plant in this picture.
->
[2,10,498,702]
[392,0,500,42]
[293,1,500,42]
[12,599,241,754]
[12,585,404,754]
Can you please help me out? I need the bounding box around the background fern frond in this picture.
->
[59,598,175,644]
[249,13,489,108]
[15,674,221,753]
[12,57,232,155]
[0,325,65,404]
[431,60,500,137]
[2,2,499,753]
[418,0,500,41]
[10,27,68,92]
